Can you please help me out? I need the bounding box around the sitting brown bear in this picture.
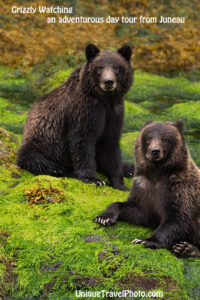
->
[17,44,134,191]
[94,120,200,258]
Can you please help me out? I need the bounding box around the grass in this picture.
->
[0,66,200,299]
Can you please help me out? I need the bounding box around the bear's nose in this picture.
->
[104,79,114,86]
[151,148,160,156]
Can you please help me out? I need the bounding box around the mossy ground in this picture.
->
[0,66,200,299]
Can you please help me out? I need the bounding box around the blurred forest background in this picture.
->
[0,0,200,72]
[0,0,199,106]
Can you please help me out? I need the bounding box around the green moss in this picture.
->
[0,68,200,299]
[121,131,139,161]
[0,97,27,136]
[127,71,200,104]
[124,101,154,132]
[165,101,200,128]
[48,69,73,92]
[183,259,200,299]
[160,102,200,166]
[24,58,73,103]
[185,135,200,167]
[0,127,197,299]
[0,127,20,165]
[0,169,187,298]
[0,67,37,106]
[0,66,15,77]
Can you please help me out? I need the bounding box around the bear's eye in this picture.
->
[96,66,103,74]
[145,136,152,144]
[113,66,119,73]
[161,137,167,142]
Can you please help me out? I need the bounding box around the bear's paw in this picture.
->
[93,212,118,226]
[172,241,200,258]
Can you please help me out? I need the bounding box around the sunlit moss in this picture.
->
[166,101,200,125]
[127,71,200,104]
[0,68,200,299]
[124,101,154,132]
[0,97,27,136]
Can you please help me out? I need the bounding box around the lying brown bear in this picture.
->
[94,120,200,258]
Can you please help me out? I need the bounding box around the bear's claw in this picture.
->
[93,212,118,226]
[123,163,135,178]
[132,238,163,248]
[132,239,145,245]
[80,177,106,187]
[172,241,200,258]
[95,180,106,186]
[94,217,112,226]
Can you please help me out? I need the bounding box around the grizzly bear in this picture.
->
[17,44,134,191]
[94,120,200,258]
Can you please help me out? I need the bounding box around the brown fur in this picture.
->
[94,121,200,258]
[17,44,134,190]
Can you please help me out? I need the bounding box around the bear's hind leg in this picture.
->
[17,144,71,177]
[172,242,200,258]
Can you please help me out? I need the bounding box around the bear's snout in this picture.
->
[147,146,162,161]
[151,148,160,158]
[100,68,116,92]
[146,139,164,162]
[104,78,114,89]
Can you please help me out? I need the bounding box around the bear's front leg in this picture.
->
[96,103,131,191]
[68,130,105,186]
[94,198,146,226]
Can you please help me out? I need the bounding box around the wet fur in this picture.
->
[17,45,134,190]
[94,121,200,257]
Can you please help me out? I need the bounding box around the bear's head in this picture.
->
[83,44,133,97]
[135,120,188,171]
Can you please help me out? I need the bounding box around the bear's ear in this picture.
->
[85,44,100,61]
[143,120,153,128]
[174,120,184,134]
[118,44,132,62]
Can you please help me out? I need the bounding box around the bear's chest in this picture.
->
[134,175,166,219]
[95,105,107,140]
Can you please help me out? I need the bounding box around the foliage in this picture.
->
[25,182,65,206]
[0,0,200,73]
